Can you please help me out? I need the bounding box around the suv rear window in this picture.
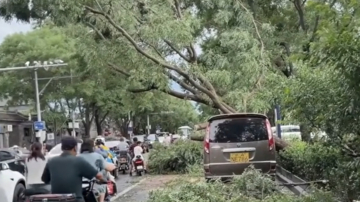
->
[210,118,268,143]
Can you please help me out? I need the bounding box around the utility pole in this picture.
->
[146,111,174,135]
[34,69,42,122]
[71,69,76,137]
[0,62,68,142]
[147,115,150,135]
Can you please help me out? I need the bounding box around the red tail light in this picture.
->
[204,124,210,154]
[265,119,274,151]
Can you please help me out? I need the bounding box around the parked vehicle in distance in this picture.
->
[0,162,26,202]
[0,148,26,175]
[46,143,82,159]
[272,125,301,141]
[144,134,159,149]
[156,132,168,143]
[203,113,276,181]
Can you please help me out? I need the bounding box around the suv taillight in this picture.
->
[265,119,274,151]
[204,124,210,154]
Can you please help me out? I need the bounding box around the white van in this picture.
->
[272,125,302,141]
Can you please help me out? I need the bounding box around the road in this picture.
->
[111,153,149,201]
[112,175,178,202]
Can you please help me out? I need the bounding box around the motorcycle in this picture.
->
[118,151,130,174]
[105,173,118,201]
[23,180,107,202]
[133,155,145,176]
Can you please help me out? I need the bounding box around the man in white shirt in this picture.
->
[164,134,172,146]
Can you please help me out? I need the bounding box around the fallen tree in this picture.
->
[193,122,289,151]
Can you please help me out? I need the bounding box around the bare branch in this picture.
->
[163,39,191,62]
[293,0,307,32]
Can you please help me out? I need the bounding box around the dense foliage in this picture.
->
[148,140,202,174]
[2,0,360,200]
[148,166,335,202]
[279,141,360,201]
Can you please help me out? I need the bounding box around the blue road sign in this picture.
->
[34,121,46,130]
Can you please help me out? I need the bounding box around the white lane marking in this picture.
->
[111,177,147,201]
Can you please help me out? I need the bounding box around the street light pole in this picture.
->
[34,69,42,122]
[71,69,76,137]
[0,62,69,142]
[147,115,150,135]
[146,111,174,135]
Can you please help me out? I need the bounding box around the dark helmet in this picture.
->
[95,138,104,146]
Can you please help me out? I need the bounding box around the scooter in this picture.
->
[118,151,130,174]
[104,173,118,202]
[23,180,107,202]
[133,155,145,176]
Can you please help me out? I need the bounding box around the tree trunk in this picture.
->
[94,108,102,136]
[299,124,311,142]
[82,105,94,138]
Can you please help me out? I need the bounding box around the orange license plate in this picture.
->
[230,153,249,163]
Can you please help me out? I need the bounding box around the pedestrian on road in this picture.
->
[164,133,172,146]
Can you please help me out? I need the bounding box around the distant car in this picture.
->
[46,143,82,159]
[171,134,181,143]
[0,148,26,175]
[203,113,276,181]
[0,162,26,202]
[144,134,159,149]
[272,125,302,141]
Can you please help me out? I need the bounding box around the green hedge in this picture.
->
[278,140,360,201]
[148,140,203,174]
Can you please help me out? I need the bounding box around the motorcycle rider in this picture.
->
[95,138,116,163]
[132,141,147,174]
[118,137,131,162]
[41,136,106,202]
[25,142,49,191]
[79,139,116,202]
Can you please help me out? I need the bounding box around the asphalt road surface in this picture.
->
[111,153,149,201]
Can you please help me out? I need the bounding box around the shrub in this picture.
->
[148,166,335,202]
[278,141,340,181]
[278,140,360,201]
[148,140,203,174]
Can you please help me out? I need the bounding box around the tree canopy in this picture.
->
[2,0,360,153]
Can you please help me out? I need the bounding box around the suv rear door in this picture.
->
[208,116,275,176]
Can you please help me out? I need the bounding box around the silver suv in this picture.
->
[203,113,276,180]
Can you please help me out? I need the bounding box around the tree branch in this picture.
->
[85,6,212,96]
[163,39,191,62]
[293,0,307,32]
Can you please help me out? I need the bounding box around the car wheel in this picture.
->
[13,183,25,202]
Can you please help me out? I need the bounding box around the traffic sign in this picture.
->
[34,121,46,130]
[47,133,54,140]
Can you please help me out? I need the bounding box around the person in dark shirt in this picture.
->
[129,137,140,176]
[41,136,105,202]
